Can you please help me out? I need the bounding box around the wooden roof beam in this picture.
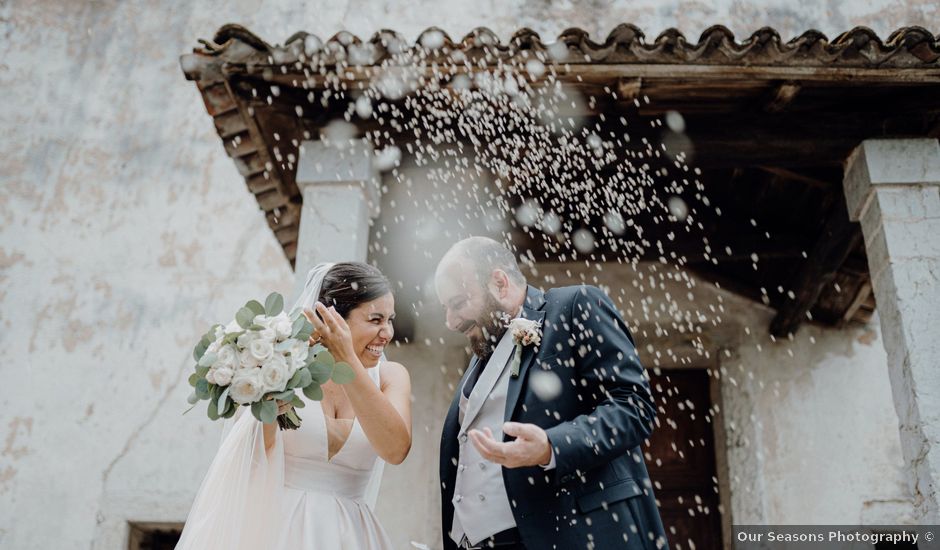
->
[769,198,863,336]
[756,166,832,188]
[236,63,940,90]
[764,81,801,113]
[616,77,643,102]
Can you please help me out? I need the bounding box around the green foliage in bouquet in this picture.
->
[185,292,356,430]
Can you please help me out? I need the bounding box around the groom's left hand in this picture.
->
[469,423,552,468]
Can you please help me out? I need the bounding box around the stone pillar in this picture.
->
[843,138,940,522]
[292,140,381,298]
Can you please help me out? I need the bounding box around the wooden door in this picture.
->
[646,369,724,550]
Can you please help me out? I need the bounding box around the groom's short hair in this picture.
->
[440,236,526,288]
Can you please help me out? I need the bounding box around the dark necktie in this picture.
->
[462,354,490,397]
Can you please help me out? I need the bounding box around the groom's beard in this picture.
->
[467,293,509,358]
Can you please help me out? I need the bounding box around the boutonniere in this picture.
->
[508,317,542,378]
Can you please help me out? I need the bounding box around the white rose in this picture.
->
[260,354,291,392]
[287,338,309,363]
[238,349,258,370]
[215,344,237,369]
[237,331,256,349]
[205,369,217,385]
[273,313,293,341]
[229,368,265,405]
[252,317,279,342]
[287,358,302,377]
[258,327,276,343]
[206,338,222,356]
[253,314,273,329]
[249,338,274,362]
[213,366,235,386]
[224,319,241,334]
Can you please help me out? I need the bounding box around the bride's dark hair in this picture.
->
[317,262,392,319]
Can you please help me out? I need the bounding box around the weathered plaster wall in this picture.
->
[0,3,303,549]
[1,0,931,548]
[722,314,912,525]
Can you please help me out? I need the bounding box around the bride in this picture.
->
[176,261,412,550]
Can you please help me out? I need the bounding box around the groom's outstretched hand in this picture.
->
[469,423,552,468]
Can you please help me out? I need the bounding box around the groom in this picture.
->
[435,237,668,550]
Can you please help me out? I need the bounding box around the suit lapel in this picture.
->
[460,333,513,431]
[504,286,547,422]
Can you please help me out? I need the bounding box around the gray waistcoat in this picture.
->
[451,329,517,545]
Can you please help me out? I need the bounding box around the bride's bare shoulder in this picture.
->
[380,360,410,384]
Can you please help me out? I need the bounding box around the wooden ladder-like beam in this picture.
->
[770,195,863,336]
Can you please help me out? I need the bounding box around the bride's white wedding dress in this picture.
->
[176,364,393,550]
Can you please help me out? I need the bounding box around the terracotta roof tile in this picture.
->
[187,24,939,70]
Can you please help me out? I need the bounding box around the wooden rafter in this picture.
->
[770,197,863,336]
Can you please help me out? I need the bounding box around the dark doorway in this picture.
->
[128,522,182,550]
[646,369,724,550]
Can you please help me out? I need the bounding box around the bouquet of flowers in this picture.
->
[186,292,354,429]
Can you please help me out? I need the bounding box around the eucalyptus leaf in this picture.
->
[222,331,243,346]
[199,332,213,346]
[186,391,199,405]
[265,292,284,316]
[209,383,221,404]
[250,401,264,422]
[207,399,220,421]
[193,340,209,362]
[308,363,331,384]
[188,372,200,387]
[217,398,232,418]
[331,362,356,384]
[303,383,324,401]
[291,316,305,338]
[291,395,306,408]
[245,300,265,316]
[235,307,255,329]
[197,352,217,368]
[195,366,210,378]
[286,368,304,390]
[195,378,210,399]
[222,404,238,418]
[272,389,295,401]
[296,367,313,388]
[294,318,314,341]
[247,324,267,331]
[217,387,231,417]
[275,340,293,352]
[317,350,335,367]
[259,399,277,424]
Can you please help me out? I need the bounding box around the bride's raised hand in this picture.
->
[303,302,356,363]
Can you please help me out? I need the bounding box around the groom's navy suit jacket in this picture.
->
[440,285,667,550]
